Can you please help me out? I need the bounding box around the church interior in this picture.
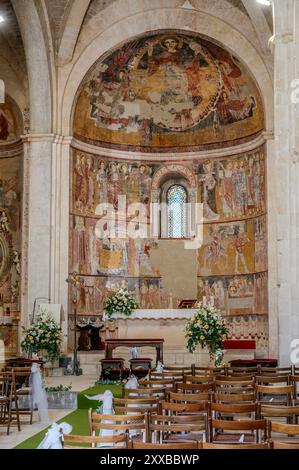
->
[0,0,299,452]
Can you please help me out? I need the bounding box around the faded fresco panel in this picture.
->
[73,31,264,152]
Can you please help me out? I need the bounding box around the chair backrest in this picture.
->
[255,375,290,385]
[141,379,175,388]
[210,402,258,418]
[149,371,183,380]
[163,365,192,373]
[215,379,255,393]
[113,397,160,414]
[215,375,255,382]
[255,384,295,404]
[148,413,207,440]
[176,382,213,393]
[259,404,299,419]
[192,365,225,375]
[63,433,128,449]
[226,367,259,377]
[271,441,299,449]
[211,418,267,443]
[268,421,299,438]
[124,387,166,399]
[161,400,208,415]
[129,440,198,449]
[168,390,211,403]
[259,366,292,376]
[213,392,256,403]
[88,409,146,435]
[202,442,269,449]
[183,375,214,384]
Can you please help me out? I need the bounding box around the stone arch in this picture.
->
[152,165,197,191]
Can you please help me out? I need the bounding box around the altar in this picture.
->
[109,310,256,365]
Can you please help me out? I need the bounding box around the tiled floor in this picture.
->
[0,374,97,449]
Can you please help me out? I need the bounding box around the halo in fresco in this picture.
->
[73,31,264,150]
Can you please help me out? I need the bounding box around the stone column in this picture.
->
[272,0,299,364]
[21,134,54,327]
[50,136,72,350]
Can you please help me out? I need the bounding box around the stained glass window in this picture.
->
[166,184,187,238]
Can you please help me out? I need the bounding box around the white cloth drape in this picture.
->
[29,363,49,423]
[85,390,115,446]
[38,422,72,449]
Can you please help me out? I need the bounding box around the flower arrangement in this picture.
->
[185,302,229,367]
[104,289,138,318]
[21,311,63,363]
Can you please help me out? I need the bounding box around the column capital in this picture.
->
[21,133,55,143]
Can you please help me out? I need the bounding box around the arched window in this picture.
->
[166,184,188,238]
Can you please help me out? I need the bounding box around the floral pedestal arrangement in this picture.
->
[104,289,138,319]
[21,311,63,366]
[185,302,229,367]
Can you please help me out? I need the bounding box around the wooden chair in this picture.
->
[63,433,128,449]
[212,392,256,404]
[268,421,299,445]
[88,409,147,441]
[168,390,211,404]
[113,397,160,415]
[215,374,255,382]
[202,442,270,449]
[258,404,299,424]
[124,387,166,399]
[291,365,299,376]
[129,439,198,449]
[162,400,209,417]
[6,367,33,424]
[0,371,20,435]
[255,384,295,406]
[210,418,267,444]
[176,382,214,394]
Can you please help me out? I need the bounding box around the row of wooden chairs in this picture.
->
[153,364,299,377]
[88,399,299,444]
[64,410,299,449]
[0,367,33,435]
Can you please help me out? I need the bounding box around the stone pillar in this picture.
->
[21,134,54,326]
[272,0,299,364]
[21,134,71,351]
[51,136,71,350]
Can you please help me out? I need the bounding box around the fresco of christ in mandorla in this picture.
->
[74,31,264,151]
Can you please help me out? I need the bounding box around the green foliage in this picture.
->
[45,383,72,393]
[185,302,229,366]
[104,289,138,317]
[21,311,63,362]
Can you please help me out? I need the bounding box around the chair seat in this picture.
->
[213,433,256,443]
[166,432,204,442]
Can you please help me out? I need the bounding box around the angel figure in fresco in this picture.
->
[138,165,151,204]
[232,225,250,274]
[74,154,89,212]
